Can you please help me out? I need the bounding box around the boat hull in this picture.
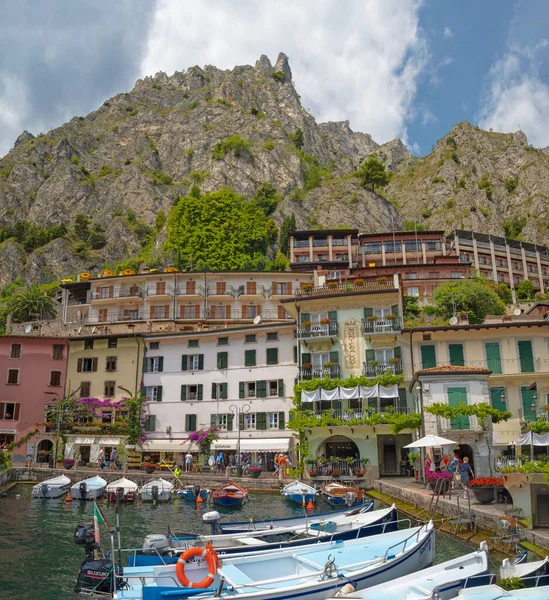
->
[106,490,137,503]
[321,492,360,507]
[176,489,208,501]
[283,492,316,505]
[70,486,105,500]
[212,496,244,507]
[141,492,172,503]
[32,483,71,499]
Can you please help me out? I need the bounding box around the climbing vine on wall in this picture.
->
[424,403,511,423]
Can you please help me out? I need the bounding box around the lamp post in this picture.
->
[229,403,250,477]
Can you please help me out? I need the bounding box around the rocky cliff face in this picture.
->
[0,54,547,286]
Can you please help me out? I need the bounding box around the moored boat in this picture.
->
[211,482,247,507]
[105,477,138,502]
[321,481,363,507]
[70,475,107,500]
[456,584,549,599]
[175,484,209,501]
[140,478,174,503]
[281,480,317,505]
[32,474,71,499]
[500,554,549,581]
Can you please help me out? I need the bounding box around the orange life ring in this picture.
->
[175,544,219,588]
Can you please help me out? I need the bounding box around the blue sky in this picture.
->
[1,0,548,157]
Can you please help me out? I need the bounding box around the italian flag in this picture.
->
[94,502,106,544]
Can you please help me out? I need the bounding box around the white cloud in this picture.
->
[443,27,454,39]
[0,74,34,150]
[479,41,549,147]
[141,0,428,144]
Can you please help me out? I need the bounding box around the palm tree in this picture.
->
[8,286,56,321]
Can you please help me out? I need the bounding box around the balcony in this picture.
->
[363,360,403,377]
[146,284,174,299]
[361,316,401,334]
[295,279,396,298]
[297,322,339,340]
[270,286,294,298]
[299,364,340,380]
[311,406,412,420]
[233,284,268,300]
[176,284,205,298]
[207,285,234,299]
[88,310,145,323]
[90,287,145,303]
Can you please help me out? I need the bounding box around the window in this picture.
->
[489,387,506,411]
[267,380,282,397]
[6,369,19,384]
[218,337,229,346]
[274,282,291,295]
[335,253,348,262]
[363,243,382,255]
[246,281,257,294]
[106,356,117,372]
[188,339,199,348]
[245,382,256,398]
[98,309,108,323]
[122,309,139,320]
[80,382,91,397]
[216,281,227,294]
[384,241,402,253]
[152,305,169,319]
[216,414,228,430]
[405,240,421,252]
[374,349,395,364]
[185,414,197,431]
[181,305,199,319]
[186,354,204,370]
[212,305,231,319]
[312,353,330,368]
[104,381,116,397]
[156,281,166,295]
[316,253,328,261]
[244,305,259,318]
[407,286,420,297]
[147,356,164,373]
[451,272,463,279]
[448,344,465,366]
[211,382,228,400]
[266,348,278,365]
[245,349,257,367]
[99,286,113,299]
[101,411,112,424]
[49,371,62,387]
[145,386,163,402]
[266,332,278,341]
[278,305,290,319]
[245,334,256,343]
[268,412,279,429]
[52,344,64,360]
[181,384,203,401]
[150,342,160,350]
[296,255,310,263]
[108,338,118,349]
[186,281,196,294]
[10,344,21,359]
[80,357,98,373]
[425,241,442,252]
[84,340,94,350]
[217,352,228,369]
[244,414,256,430]
[407,273,417,279]
[0,402,19,420]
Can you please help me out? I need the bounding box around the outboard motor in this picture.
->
[194,485,201,499]
[345,491,357,507]
[41,483,48,498]
[79,482,88,500]
[74,523,98,560]
[142,534,171,555]
[75,559,114,594]
[203,510,221,535]
[115,486,124,503]
[151,485,159,503]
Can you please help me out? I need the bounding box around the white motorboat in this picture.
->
[281,480,318,505]
[105,477,138,502]
[70,475,107,500]
[140,478,174,503]
[500,554,549,580]
[336,542,490,600]
[32,475,71,499]
[456,585,549,599]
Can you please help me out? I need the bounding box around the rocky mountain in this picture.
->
[0,52,548,286]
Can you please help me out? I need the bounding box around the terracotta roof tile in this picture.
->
[418,364,491,374]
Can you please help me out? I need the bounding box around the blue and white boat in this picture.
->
[456,584,549,599]
[332,542,490,600]
[70,475,107,500]
[129,505,399,567]
[141,479,174,503]
[218,499,374,533]
[282,480,318,505]
[175,484,209,501]
[211,482,248,507]
[321,482,363,507]
[500,554,549,581]
[32,474,71,499]
[111,521,435,600]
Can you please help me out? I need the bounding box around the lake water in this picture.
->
[0,483,488,600]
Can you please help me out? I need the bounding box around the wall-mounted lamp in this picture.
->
[500,392,506,406]
[166,426,172,437]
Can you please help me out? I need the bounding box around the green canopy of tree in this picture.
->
[433,279,505,324]
[279,214,296,255]
[7,286,56,322]
[357,156,390,191]
[517,279,535,301]
[165,188,277,271]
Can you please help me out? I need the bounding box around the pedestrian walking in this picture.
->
[458,457,474,498]
[98,448,105,470]
[185,452,192,472]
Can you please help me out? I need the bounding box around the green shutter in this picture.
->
[301,312,310,324]
[211,382,217,399]
[398,387,407,410]
[142,356,148,373]
[239,414,244,430]
[391,304,399,316]
[447,387,469,430]
[158,356,164,372]
[518,341,535,373]
[198,354,204,370]
[485,342,502,374]
[363,307,373,318]
[257,380,267,398]
[217,352,228,369]
[210,414,217,427]
[139,386,146,398]
[394,346,402,359]
[191,414,197,431]
[227,414,233,431]
[329,350,339,364]
[421,345,436,369]
[181,385,187,401]
[257,412,267,430]
[278,379,285,396]
[293,346,297,363]
[181,355,188,371]
[302,352,311,364]
[146,415,156,431]
[278,411,285,429]
[197,384,203,401]
[328,310,337,322]
[490,387,506,411]
[366,349,375,361]
[221,383,228,399]
[245,349,256,367]
[449,344,465,367]
[266,348,278,365]
[521,386,537,422]
[239,382,245,398]
[185,414,191,431]
[156,386,163,402]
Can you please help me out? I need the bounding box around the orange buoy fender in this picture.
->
[176,545,219,588]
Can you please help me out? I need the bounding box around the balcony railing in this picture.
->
[146,285,175,297]
[88,311,145,323]
[90,288,145,300]
[295,279,396,297]
[176,284,206,297]
[297,322,339,339]
[307,459,363,477]
[299,364,340,380]
[363,360,403,377]
[361,316,401,333]
[311,406,412,419]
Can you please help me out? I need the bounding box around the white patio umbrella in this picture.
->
[405,434,458,449]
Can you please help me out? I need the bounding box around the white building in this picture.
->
[141,322,297,463]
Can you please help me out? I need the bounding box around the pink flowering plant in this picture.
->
[426,471,453,481]
[188,427,219,455]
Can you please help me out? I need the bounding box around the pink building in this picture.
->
[0,336,68,462]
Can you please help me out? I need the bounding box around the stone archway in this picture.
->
[320,435,360,460]
[36,439,54,464]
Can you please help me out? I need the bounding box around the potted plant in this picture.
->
[309,471,318,477]
[326,281,339,289]
[323,361,334,368]
[248,466,262,479]
[302,362,312,369]
[388,356,400,365]
[319,317,331,325]
[370,359,379,368]
[366,315,379,322]
[62,458,75,470]
[355,471,365,477]
[426,471,452,491]
[469,477,505,504]
[386,313,397,320]
[143,462,157,474]
[376,277,388,283]
[353,279,365,286]
[302,320,312,328]
[301,283,314,292]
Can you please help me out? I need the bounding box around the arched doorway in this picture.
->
[321,435,359,460]
[455,444,474,472]
[36,439,54,464]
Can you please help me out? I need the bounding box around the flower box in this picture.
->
[319,318,331,325]
[309,471,318,477]
[332,470,341,477]
[353,279,365,285]
[386,313,397,320]
[471,487,495,504]
[302,362,312,369]
[326,282,339,289]
[143,462,157,474]
[248,467,262,479]
[62,458,75,470]
[366,315,378,322]
[354,471,365,477]
[323,362,334,368]
[302,320,312,328]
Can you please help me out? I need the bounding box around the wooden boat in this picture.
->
[129,504,399,567]
[140,478,174,503]
[218,499,374,533]
[32,474,71,499]
[456,584,549,599]
[281,480,317,505]
[333,542,490,600]
[70,475,107,500]
[321,481,364,507]
[105,477,138,502]
[500,554,549,580]
[109,521,435,600]
[211,482,248,507]
[175,484,209,501]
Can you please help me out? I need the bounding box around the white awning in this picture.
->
[492,431,521,446]
[142,440,198,452]
[212,438,290,452]
[74,437,96,445]
[98,437,121,446]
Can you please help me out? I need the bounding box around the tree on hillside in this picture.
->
[433,279,505,324]
[7,286,56,322]
[165,188,277,271]
[517,279,535,301]
[279,214,296,255]
[358,156,390,192]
